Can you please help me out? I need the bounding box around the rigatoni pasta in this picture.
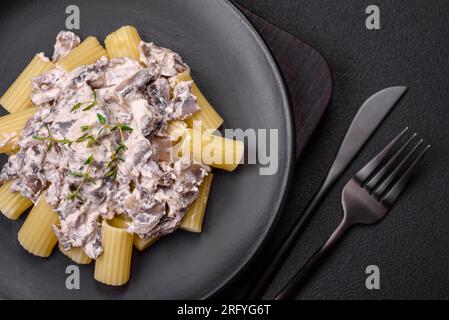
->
[133,235,158,251]
[94,218,133,286]
[57,36,108,71]
[180,173,213,233]
[0,181,33,220]
[176,128,244,172]
[58,243,92,264]
[105,26,142,60]
[0,54,54,113]
[0,107,38,154]
[18,196,59,257]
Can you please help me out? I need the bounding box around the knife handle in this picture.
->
[274,219,349,300]
[246,182,332,300]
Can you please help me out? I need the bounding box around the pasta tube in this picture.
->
[175,71,224,131]
[57,36,108,71]
[0,54,54,113]
[180,173,213,233]
[133,236,158,251]
[178,128,244,172]
[18,196,58,257]
[0,181,33,220]
[105,26,141,60]
[0,107,38,154]
[58,243,92,265]
[94,218,133,286]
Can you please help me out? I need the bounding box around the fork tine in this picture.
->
[381,145,430,207]
[355,127,409,183]
[365,132,417,191]
[373,138,423,198]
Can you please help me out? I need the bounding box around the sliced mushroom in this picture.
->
[170,81,200,120]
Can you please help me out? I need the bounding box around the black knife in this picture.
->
[246,86,408,299]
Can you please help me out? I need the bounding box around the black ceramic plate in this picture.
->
[0,0,294,299]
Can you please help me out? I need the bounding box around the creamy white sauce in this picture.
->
[0,35,208,259]
[52,31,81,62]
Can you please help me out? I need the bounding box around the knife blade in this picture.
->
[246,86,408,299]
[322,86,408,187]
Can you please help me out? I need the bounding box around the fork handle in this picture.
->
[274,220,350,300]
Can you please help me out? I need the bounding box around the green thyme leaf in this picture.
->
[68,191,83,202]
[44,125,52,136]
[97,113,106,125]
[82,101,96,111]
[104,168,117,179]
[87,140,94,148]
[84,155,94,165]
[68,191,77,201]
[76,133,89,142]
[115,144,126,154]
[59,138,72,145]
[120,125,133,132]
[97,126,106,137]
[80,125,91,132]
[68,172,84,178]
[85,175,96,184]
[33,136,46,141]
[70,103,83,112]
[89,135,100,146]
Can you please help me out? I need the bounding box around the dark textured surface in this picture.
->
[218,0,449,299]
[237,4,332,160]
[0,0,295,299]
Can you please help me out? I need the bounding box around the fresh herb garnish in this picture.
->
[115,143,127,154]
[80,125,92,132]
[70,103,83,112]
[68,191,83,202]
[82,102,97,111]
[103,121,132,180]
[76,116,133,180]
[111,124,133,132]
[70,90,98,112]
[68,171,84,178]
[104,167,117,179]
[76,133,99,147]
[84,155,94,165]
[97,113,106,125]
[33,125,71,150]
[68,171,96,184]
[67,157,96,201]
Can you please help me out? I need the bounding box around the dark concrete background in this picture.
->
[218,0,449,299]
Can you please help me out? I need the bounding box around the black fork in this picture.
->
[275,128,430,299]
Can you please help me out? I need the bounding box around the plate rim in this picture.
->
[202,0,295,299]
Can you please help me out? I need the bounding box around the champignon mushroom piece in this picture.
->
[170,81,201,120]
[150,135,172,162]
[138,41,188,77]
[147,77,170,112]
[115,69,153,98]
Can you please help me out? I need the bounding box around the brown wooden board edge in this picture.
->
[235,2,333,161]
